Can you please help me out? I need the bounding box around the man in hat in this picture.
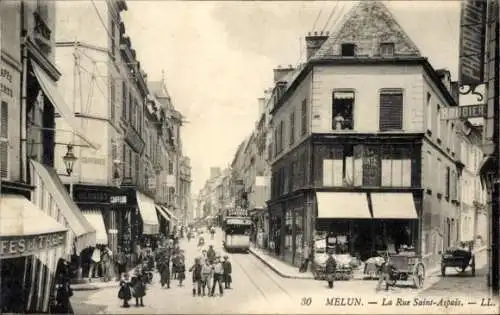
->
[211,256,224,297]
[377,254,396,291]
[222,255,232,289]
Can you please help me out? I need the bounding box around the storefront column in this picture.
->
[109,209,118,255]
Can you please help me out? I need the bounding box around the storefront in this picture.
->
[0,194,68,313]
[314,191,419,260]
[156,204,178,237]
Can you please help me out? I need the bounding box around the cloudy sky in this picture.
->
[121,0,462,194]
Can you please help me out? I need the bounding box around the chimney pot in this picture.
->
[308,31,311,36]
[314,31,318,36]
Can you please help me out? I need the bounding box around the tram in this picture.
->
[222,216,252,252]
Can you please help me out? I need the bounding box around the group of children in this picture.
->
[189,253,232,297]
[117,269,147,308]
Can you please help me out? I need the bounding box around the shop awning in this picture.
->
[0,194,68,237]
[30,160,96,253]
[136,192,159,235]
[161,206,178,222]
[155,205,170,222]
[370,193,418,219]
[316,192,371,219]
[81,210,108,245]
[31,61,99,150]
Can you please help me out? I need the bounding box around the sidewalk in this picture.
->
[72,267,138,291]
[249,245,488,281]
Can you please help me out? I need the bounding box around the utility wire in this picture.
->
[326,2,346,33]
[312,8,323,30]
[322,1,339,32]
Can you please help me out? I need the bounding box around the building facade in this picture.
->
[1,1,97,312]
[267,1,473,268]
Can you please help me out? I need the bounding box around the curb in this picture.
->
[250,245,488,281]
[73,267,138,292]
[249,248,314,280]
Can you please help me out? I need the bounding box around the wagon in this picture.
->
[312,262,354,281]
[440,247,475,277]
[387,252,426,289]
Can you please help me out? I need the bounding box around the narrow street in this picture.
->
[73,230,497,314]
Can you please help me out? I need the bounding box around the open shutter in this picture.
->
[379,90,403,131]
[0,102,8,178]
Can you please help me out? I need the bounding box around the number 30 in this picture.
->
[301,297,312,306]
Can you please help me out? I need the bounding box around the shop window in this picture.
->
[380,146,412,187]
[379,89,403,131]
[332,91,354,130]
[362,146,381,186]
[284,211,292,250]
[341,43,356,56]
[294,209,304,255]
[0,101,8,179]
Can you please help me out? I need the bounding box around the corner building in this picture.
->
[268,1,467,268]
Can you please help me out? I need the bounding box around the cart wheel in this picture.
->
[413,263,425,289]
[471,257,476,277]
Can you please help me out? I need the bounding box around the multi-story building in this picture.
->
[267,1,473,268]
[1,1,97,312]
[54,0,187,257]
[179,156,192,224]
[457,122,488,245]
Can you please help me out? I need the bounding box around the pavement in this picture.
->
[70,231,497,314]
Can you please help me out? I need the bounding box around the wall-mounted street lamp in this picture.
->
[62,144,77,199]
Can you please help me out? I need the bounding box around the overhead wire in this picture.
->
[322,1,340,32]
[325,1,346,33]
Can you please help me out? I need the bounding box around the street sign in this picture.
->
[441,104,486,120]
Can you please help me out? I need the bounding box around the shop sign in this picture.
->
[124,124,145,154]
[227,207,248,217]
[1,67,14,99]
[76,190,109,203]
[110,195,127,204]
[441,104,486,120]
[0,232,66,259]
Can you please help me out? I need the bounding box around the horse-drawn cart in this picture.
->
[388,252,426,289]
[440,246,475,277]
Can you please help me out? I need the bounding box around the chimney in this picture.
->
[305,31,329,60]
[273,65,295,83]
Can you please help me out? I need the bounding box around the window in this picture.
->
[289,111,295,145]
[437,158,442,193]
[168,161,174,175]
[110,79,116,122]
[128,149,132,180]
[128,90,133,124]
[426,151,432,189]
[0,101,8,178]
[301,99,307,135]
[437,105,442,140]
[278,120,285,153]
[122,144,126,176]
[380,146,412,187]
[273,129,278,157]
[426,92,432,132]
[111,20,116,57]
[379,42,395,56]
[450,123,455,152]
[379,89,403,131]
[135,154,140,184]
[332,91,354,130]
[445,166,451,199]
[341,43,356,56]
[122,82,127,119]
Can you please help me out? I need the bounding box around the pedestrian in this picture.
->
[116,250,127,281]
[222,255,232,289]
[158,257,171,289]
[118,273,132,308]
[101,247,112,282]
[189,257,203,296]
[178,259,186,287]
[210,226,215,240]
[131,272,146,307]
[377,255,396,292]
[201,259,213,296]
[325,251,337,289]
[211,256,224,297]
[88,246,101,281]
[299,243,311,273]
[207,245,216,264]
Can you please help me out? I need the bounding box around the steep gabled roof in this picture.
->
[313,1,421,59]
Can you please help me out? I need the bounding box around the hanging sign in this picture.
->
[441,104,486,120]
[0,232,67,259]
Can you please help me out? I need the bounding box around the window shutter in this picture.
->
[322,160,334,186]
[379,91,403,131]
[0,102,8,178]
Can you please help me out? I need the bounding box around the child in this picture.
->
[222,255,232,289]
[131,272,146,307]
[189,257,203,296]
[377,255,396,291]
[118,273,132,308]
[201,259,213,296]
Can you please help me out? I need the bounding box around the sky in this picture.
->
[121,0,463,194]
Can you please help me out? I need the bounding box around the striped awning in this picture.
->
[156,205,170,222]
[136,192,159,235]
[81,210,109,245]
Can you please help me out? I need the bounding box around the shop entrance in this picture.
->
[1,256,27,313]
